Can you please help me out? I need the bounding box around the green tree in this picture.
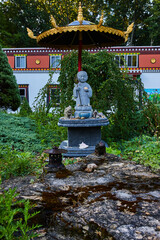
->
[0,45,20,111]
[0,0,51,47]
[146,0,160,45]
[105,0,151,45]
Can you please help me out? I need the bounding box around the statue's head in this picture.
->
[77,71,88,83]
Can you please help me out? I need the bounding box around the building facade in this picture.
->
[3,46,160,108]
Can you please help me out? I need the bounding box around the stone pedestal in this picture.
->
[58,118,109,157]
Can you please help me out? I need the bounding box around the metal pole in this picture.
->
[78,31,82,72]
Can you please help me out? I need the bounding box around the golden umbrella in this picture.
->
[27,2,133,71]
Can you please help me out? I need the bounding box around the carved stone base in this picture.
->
[59,141,96,157]
[58,118,109,157]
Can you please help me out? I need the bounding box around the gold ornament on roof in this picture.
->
[97,11,104,28]
[27,28,37,39]
[50,15,59,29]
[77,2,83,25]
[124,22,134,42]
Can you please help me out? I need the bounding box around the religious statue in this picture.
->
[73,71,92,106]
[73,71,93,118]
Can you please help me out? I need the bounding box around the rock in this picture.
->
[85,163,98,172]
[0,159,160,240]
[112,189,137,202]
[86,152,122,166]
[147,191,160,198]
[85,153,107,165]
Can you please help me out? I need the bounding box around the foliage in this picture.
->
[105,0,151,45]
[64,158,79,165]
[59,50,142,140]
[0,145,45,181]
[0,188,41,239]
[31,110,67,147]
[19,98,32,117]
[0,111,43,153]
[0,0,50,47]
[0,45,20,111]
[149,93,160,104]
[121,135,160,170]
[138,99,160,138]
[146,0,160,45]
[31,70,67,147]
[105,147,121,156]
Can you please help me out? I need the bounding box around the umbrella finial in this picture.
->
[124,22,134,42]
[27,28,37,39]
[77,2,83,25]
[50,15,59,29]
[97,11,104,28]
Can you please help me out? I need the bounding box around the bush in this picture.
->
[19,98,32,117]
[149,92,160,104]
[0,45,21,111]
[121,135,160,170]
[0,188,41,240]
[136,99,160,138]
[31,110,67,147]
[0,111,43,153]
[0,145,45,181]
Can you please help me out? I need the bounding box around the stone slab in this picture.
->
[59,140,96,157]
[58,117,109,127]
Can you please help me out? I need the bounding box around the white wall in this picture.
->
[14,72,60,108]
[14,71,160,109]
[141,73,160,89]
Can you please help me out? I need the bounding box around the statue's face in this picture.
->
[77,71,88,83]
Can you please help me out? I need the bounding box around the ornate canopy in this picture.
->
[27,3,134,50]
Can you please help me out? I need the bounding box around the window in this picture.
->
[15,56,26,68]
[50,55,61,68]
[128,55,137,67]
[47,85,60,105]
[19,88,26,102]
[18,85,29,102]
[115,55,138,68]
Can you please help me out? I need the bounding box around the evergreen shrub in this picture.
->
[19,97,32,117]
[0,45,20,111]
[0,111,43,153]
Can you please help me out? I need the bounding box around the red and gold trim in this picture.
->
[13,68,61,71]
[14,54,27,56]
[49,54,62,56]
[120,67,160,71]
[18,84,28,88]
[116,52,140,55]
